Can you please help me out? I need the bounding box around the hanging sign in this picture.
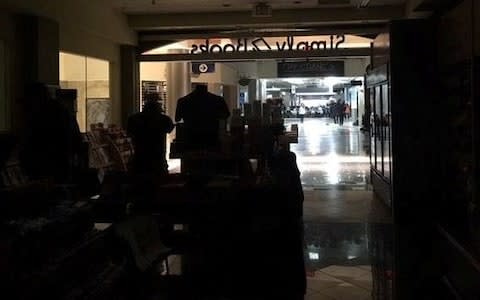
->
[277,61,345,77]
[190,35,345,54]
[192,62,215,74]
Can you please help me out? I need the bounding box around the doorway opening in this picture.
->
[138,37,393,300]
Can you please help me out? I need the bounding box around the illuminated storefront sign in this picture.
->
[277,61,345,77]
[190,35,346,54]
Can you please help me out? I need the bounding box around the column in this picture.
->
[358,88,365,126]
[223,85,239,111]
[208,83,222,96]
[247,79,257,103]
[15,15,59,87]
[259,79,267,102]
[166,56,190,120]
[13,15,59,131]
[120,45,139,128]
[166,52,190,154]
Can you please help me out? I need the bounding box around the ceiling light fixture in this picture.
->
[252,2,272,17]
[358,0,370,8]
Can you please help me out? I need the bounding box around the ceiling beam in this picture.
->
[128,5,405,31]
[138,48,371,62]
[405,0,462,17]
[138,24,387,41]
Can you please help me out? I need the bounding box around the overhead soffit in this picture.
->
[115,0,404,46]
[127,7,404,32]
[137,24,385,40]
[111,0,406,14]
[414,0,464,12]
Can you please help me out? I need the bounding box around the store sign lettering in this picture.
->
[190,35,345,54]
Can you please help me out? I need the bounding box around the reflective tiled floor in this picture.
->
[286,118,370,188]
[293,118,393,300]
[162,117,393,300]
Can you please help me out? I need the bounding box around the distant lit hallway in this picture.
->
[287,118,370,189]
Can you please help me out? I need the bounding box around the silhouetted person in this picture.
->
[268,147,306,298]
[335,100,345,125]
[269,148,304,219]
[0,133,15,172]
[175,84,230,151]
[127,95,174,176]
[299,104,306,123]
[19,82,82,183]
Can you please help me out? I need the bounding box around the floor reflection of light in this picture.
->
[302,119,329,155]
[296,156,370,173]
[296,156,370,163]
[168,159,181,172]
[325,152,340,184]
[287,118,371,186]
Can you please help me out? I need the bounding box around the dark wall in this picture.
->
[0,14,60,132]
[14,15,59,90]
[369,18,440,299]
[435,0,480,297]
[388,18,438,300]
[0,12,15,130]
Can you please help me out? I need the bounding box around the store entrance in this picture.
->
[137,38,393,299]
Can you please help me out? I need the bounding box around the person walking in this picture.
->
[298,104,306,123]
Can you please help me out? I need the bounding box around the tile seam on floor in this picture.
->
[315,270,373,292]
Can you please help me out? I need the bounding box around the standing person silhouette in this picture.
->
[127,93,174,177]
[19,82,83,183]
[175,84,230,152]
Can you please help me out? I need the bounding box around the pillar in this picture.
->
[166,54,190,154]
[247,79,257,103]
[223,85,239,112]
[259,79,267,102]
[0,41,6,130]
[13,15,59,131]
[14,15,59,88]
[358,88,365,126]
[208,83,222,97]
[120,45,139,129]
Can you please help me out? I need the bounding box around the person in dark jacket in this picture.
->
[20,82,83,183]
[175,84,230,152]
[127,93,174,176]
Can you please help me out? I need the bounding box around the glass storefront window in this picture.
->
[382,84,391,180]
[0,40,6,130]
[375,86,383,174]
[368,83,391,181]
[142,35,373,55]
[59,52,110,132]
[370,89,376,169]
[86,57,110,130]
[59,52,86,131]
